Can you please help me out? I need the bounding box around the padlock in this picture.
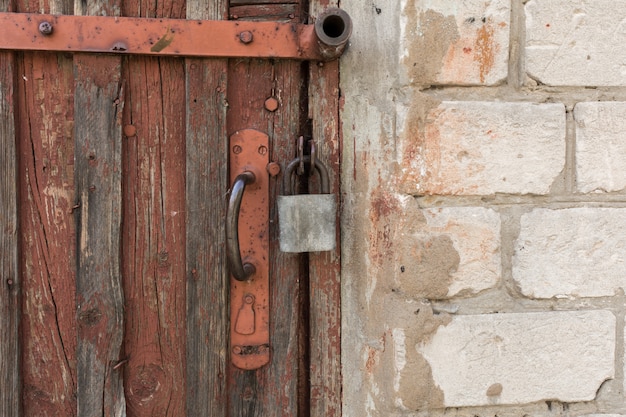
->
[278,156,336,253]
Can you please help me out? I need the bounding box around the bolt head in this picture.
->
[264,97,279,112]
[39,21,53,36]
[124,125,137,137]
[239,31,253,44]
[266,162,281,177]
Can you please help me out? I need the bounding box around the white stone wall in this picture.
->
[340,0,626,416]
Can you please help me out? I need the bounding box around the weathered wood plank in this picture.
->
[226,57,303,417]
[121,2,187,416]
[17,51,77,417]
[74,0,125,413]
[230,0,297,5]
[121,58,187,417]
[15,0,76,414]
[185,0,229,415]
[229,3,297,20]
[308,1,342,415]
[74,51,125,417]
[0,2,20,414]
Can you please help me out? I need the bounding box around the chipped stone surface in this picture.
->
[418,311,615,407]
[575,102,626,193]
[513,208,626,298]
[398,101,566,195]
[526,0,626,86]
[395,205,501,298]
[401,0,510,85]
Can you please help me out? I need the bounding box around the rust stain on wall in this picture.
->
[399,95,445,195]
[368,190,399,268]
[474,22,496,84]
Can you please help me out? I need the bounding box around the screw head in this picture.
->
[233,145,242,154]
[239,31,253,44]
[264,97,279,112]
[39,21,53,36]
[258,145,268,155]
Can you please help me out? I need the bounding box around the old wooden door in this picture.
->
[0,0,342,415]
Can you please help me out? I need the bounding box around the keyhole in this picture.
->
[234,294,256,335]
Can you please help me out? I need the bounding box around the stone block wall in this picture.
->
[340,1,626,416]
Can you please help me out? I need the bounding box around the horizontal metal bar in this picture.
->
[0,12,327,60]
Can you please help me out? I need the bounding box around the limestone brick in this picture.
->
[398,101,566,195]
[526,0,626,86]
[414,311,615,407]
[575,102,626,193]
[513,208,626,298]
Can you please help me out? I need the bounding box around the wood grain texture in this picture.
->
[230,0,297,5]
[17,51,77,417]
[121,58,187,417]
[0,1,20,413]
[229,3,297,20]
[74,52,125,417]
[226,57,304,417]
[74,0,125,415]
[121,2,187,416]
[308,1,342,416]
[185,0,229,415]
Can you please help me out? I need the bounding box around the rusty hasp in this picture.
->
[0,9,351,60]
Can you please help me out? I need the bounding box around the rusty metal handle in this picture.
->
[227,171,257,281]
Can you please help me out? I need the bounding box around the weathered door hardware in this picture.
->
[278,156,337,253]
[0,8,352,60]
[227,170,258,281]
[228,129,270,370]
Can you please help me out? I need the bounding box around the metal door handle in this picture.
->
[227,171,257,281]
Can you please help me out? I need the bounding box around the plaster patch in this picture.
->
[401,0,509,86]
[386,299,450,410]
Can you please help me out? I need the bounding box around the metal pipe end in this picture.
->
[314,8,352,60]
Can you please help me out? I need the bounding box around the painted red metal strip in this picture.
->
[0,12,323,60]
[229,129,271,370]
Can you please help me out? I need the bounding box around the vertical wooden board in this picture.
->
[17,51,77,417]
[185,1,229,415]
[226,58,303,417]
[0,15,20,417]
[121,2,187,416]
[308,1,342,416]
[121,55,187,417]
[74,53,125,417]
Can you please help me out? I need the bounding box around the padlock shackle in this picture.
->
[283,156,330,196]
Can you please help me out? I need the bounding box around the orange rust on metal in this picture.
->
[229,129,270,370]
[0,12,325,60]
